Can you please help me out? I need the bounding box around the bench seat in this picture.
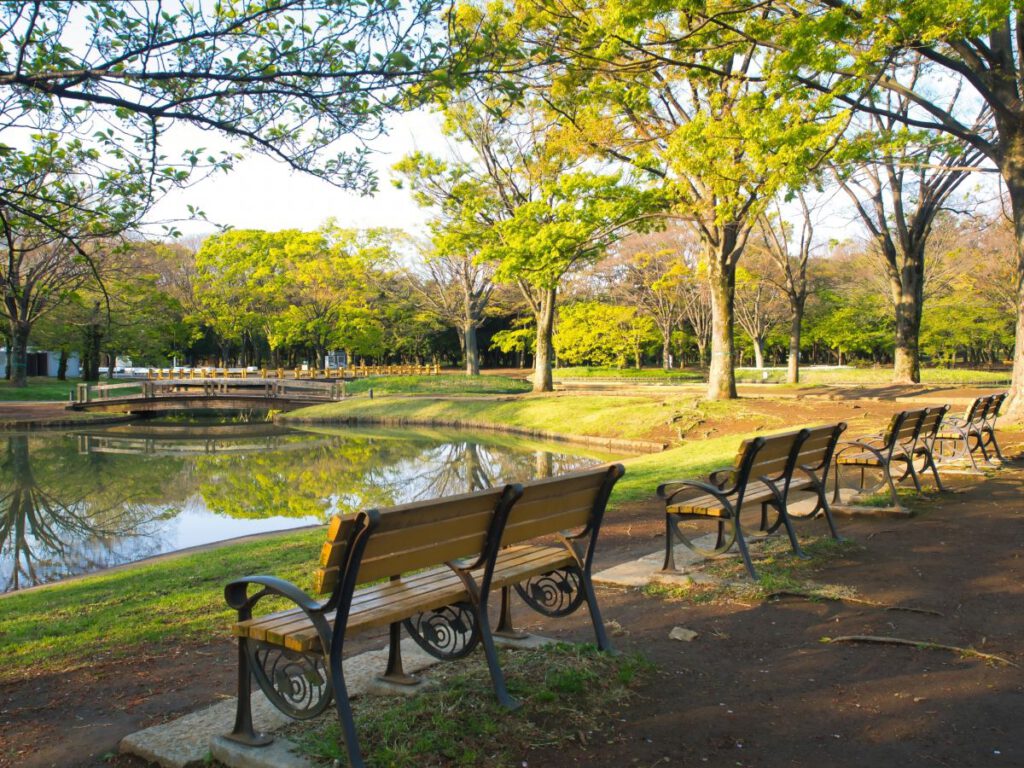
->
[664,477,822,518]
[233,544,578,654]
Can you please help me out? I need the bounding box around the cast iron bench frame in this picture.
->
[936,393,1007,470]
[657,424,846,580]
[223,464,624,767]
[831,406,948,508]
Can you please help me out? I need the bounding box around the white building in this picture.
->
[0,348,81,378]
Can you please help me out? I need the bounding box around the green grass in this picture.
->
[0,377,79,401]
[288,643,652,767]
[290,392,755,445]
[342,374,531,396]
[0,527,325,681]
[553,366,1012,387]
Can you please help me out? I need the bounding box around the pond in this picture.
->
[0,419,618,592]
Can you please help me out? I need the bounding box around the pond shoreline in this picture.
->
[281,412,668,453]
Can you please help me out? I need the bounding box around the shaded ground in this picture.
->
[0,392,1020,768]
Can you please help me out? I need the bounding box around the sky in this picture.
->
[146,109,451,241]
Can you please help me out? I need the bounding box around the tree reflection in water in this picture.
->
[0,435,168,591]
[0,425,610,592]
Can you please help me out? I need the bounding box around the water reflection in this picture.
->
[0,423,613,591]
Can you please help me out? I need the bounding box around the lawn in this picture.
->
[553,365,1012,386]
[0,377,79,401]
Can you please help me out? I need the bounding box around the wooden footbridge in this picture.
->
[68,378,345,414]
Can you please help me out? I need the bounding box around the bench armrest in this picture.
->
[835,440,887,462]
[658,478,735,509]
[225,575,322,617]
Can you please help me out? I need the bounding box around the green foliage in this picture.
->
[194,226,401,361]
[290,644,651,767]
[553,301,659,368]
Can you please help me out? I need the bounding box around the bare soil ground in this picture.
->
[2,389,1021,768]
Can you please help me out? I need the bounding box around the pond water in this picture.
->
[0,419,617,592]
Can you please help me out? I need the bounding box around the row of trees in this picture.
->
[0,2,1022,416]
[11,200,1011,383]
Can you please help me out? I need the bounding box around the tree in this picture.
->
[831,61,986,383]
[0,135,129,385]
[755,193,819,383]
[758,1,1022,413]
[0,1,461,379]
[734,256,788,370]
[466,0,845,399]
[393,154,501,375]
[553,301,658,368]
[401,102,661,391]
[608,226,700,369]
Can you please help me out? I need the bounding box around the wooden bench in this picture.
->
[935,392,1007,470]
[831,406,948,508]
[657,424,846,580]
[223,484,522,768]
[222,464,625,767]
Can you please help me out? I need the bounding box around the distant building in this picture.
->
[0,348,81,378]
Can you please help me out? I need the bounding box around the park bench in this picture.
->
[658,424,846,580]
[224,484,523,768]
[831,406,948,509]
[223,463,624,767]
[935,392,1007,470]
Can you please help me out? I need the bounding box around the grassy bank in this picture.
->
[343,374,531,396]
[0,377,79,401]
[554,366,1012,386]
[289,392,750,446]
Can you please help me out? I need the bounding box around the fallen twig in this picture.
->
[767,590,943,616]
[821,635,1019,667]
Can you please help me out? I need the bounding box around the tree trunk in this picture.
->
[661,324,672,370]
[706,261,738,400]
[532,287,556,393]
[9,321,29,387]
[464,321,480,376]
[891,249,924,384]
[752,338,765,370]
[57,348,68,381]
[787,296,804,385]
[1005,156,1024,420]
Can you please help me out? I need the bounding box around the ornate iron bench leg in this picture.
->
[734,525,758,580]
[579,570,616,654]
[662,513,679,571]
[773,499,809,560]
[494,586,529,639]
[813,479,845,542]
[226,637,274,747]
[474,603,520,710]
[380,622,419,686]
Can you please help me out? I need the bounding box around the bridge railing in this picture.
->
[75,378,345,404]
[76,381,148,403]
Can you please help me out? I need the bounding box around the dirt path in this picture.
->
[0,394,1020,768]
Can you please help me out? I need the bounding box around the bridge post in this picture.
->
[76,383,89,403]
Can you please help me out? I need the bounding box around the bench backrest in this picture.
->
[733,423,845,489]
[876,409,926,453]
[917,405,949,446]
[501,464,625,547]
[792,422,847,474]
[737,429,808,482]
[961,395,988,423]
[986,392,1007,424]
[315,484,522,595]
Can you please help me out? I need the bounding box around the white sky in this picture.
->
[147,109,451,240]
